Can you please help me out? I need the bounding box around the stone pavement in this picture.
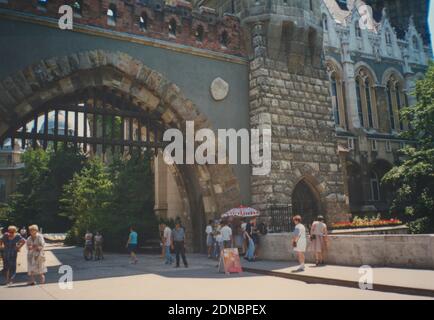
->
[0,244,432,300]
[242,260,434,297]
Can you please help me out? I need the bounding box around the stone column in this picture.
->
[341,37,362,130]
[154,151,168,219]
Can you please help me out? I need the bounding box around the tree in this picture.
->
[62,151,157,251]
[61,157,115,246]
[6,147,85,232]
[382,62,434,233]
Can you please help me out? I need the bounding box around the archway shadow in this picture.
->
[4,244,265,287]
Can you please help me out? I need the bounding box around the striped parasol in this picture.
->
[221,205,260,218]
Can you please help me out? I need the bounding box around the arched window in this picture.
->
[322,14,328,31]
[0,178,6,203]
[73,1,82,15]
[385,31,392,45]
[107,4,117,26]
[356,78,364,127]
[355,21,362,38]
[326,61,347,129]
[355,68,378,129]
[395,82,404,131]
[195,25,204,42]
[330,73,340,125]
[412,36,419,50]
[365,78,374,128]
[386,74,406,132]
[169,18,177,37]
[370,171,380,201]
[220,30,229,47]
[139,12,148,31]
[386,82,395,130]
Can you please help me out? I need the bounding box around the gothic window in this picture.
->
[139,12,148,31]
[355,21,362,38]
[0,178,5,203]
[365,78,374,128]
[386,82,395,130]
[322,14,328,31]
[220,30,229,47]
[326,61,347,129]
[73,1,82,15]
[355,68,378,129]
[169,18,177,37]
[412,36,419,50]
[356,78,364,127]
[195,25,204,42]
[331,74,340,126]
[370,171,380,201]
[395,82,404,130]
[386,74,406,132]
[385,32,392,45]
[107,4,117,26]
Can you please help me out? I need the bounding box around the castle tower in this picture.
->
[241,0,349,223]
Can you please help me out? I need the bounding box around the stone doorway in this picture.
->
[292,179,322,228]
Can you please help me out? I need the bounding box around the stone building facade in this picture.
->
[0,0,431,246]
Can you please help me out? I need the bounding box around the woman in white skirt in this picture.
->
[27,225,47,285]
[291,215,306,272]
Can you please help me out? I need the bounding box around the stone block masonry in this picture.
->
[249,56,348,223]
[259,233,434,270]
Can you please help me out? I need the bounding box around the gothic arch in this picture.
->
[0,49,241,251]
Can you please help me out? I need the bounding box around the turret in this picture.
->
[240,0,323,75]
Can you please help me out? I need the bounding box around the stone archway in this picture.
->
[292,178,322,228]
[0,50,241,251]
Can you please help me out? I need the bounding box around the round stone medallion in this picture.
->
[210,77,229,101]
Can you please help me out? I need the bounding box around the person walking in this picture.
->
[171,222,188,268]
[220,220,233,249]
[310,215,328,266]
[84,230,93,261]
[126,226,138,264]
[0,226,25,285]
[26,225,47,285]
[291,215,307,272]
[94,232,104,261]
[244,223,255,262]
[205,220,214,258]
[162,223,173,265]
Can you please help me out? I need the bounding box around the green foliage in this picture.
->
[6,147,85,232]
[382,62,434,233]
[62,151,157,251]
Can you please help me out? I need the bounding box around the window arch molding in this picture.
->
[325,58,347,129]
[354,65,379,129]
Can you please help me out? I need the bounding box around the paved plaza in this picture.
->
[0,244,432,300]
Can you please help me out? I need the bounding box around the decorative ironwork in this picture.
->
[267,205,293,233]
[0,87,168,156]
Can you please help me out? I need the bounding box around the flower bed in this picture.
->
[331,217,403,230]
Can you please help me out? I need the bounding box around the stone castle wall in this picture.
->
[249,55,348,222]
[244,0,348,223]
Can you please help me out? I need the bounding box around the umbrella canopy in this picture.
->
[222,205,259,218]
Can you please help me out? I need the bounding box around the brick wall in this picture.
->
[0,0,245,56]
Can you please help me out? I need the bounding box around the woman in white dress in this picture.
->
[27,225,47,285]
[291,215,306,272]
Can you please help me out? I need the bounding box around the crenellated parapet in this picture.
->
[0,0,245,56]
